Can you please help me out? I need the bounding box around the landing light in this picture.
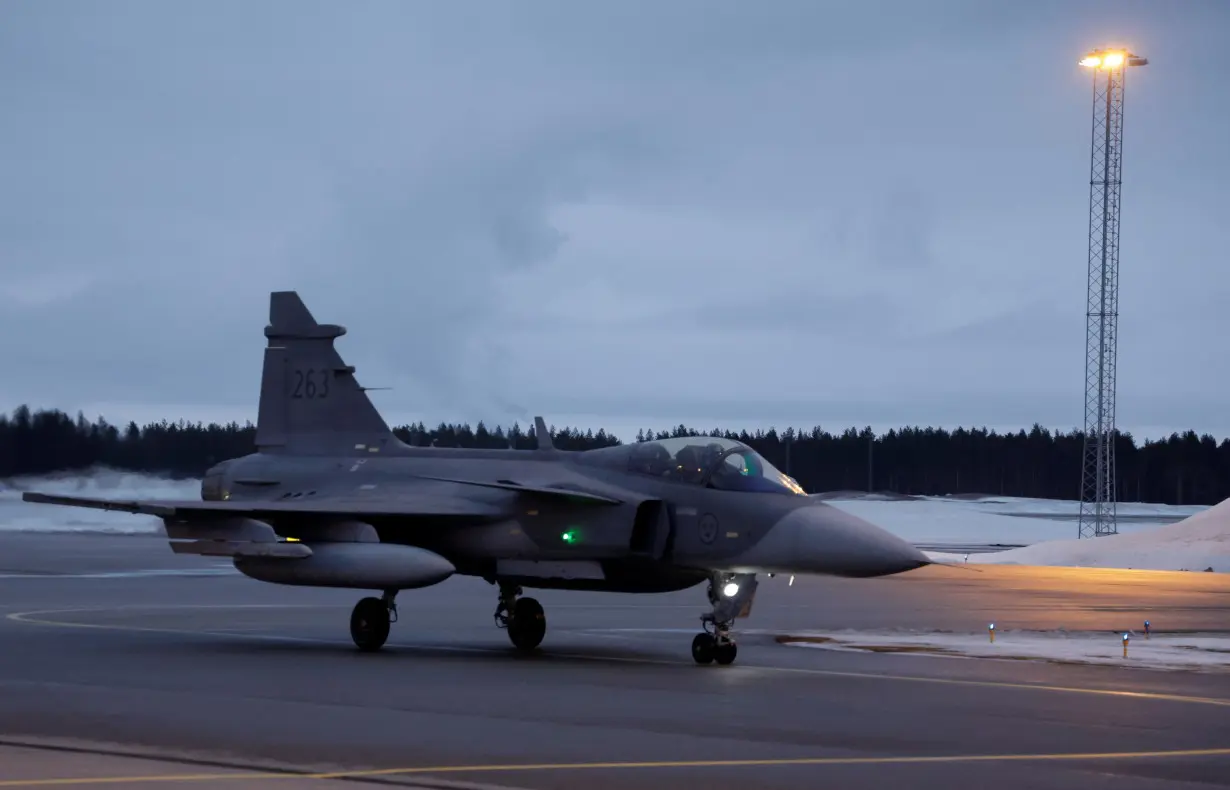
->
[722,582,740,598]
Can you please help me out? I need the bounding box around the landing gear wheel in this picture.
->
[691,633,715,665]
[350,596,391,652]
[692,572,755,666]
[507,596,546,652]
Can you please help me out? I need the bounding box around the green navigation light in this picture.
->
[561,530,577,543]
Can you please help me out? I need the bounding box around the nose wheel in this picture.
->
[692,573,756,666]
[692,631,737,665]
[494,582,546,652]
[350,591,397,652]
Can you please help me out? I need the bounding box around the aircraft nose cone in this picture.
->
[777,504,930,578]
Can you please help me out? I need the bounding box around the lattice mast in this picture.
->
[1077,48,1147,539]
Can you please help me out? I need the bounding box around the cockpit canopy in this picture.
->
[580,436,807,495]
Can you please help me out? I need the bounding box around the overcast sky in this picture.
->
[2,0,1227,443]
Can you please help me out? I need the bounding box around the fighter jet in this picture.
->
[22,291,930,666]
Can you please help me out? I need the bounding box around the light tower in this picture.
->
[1076,47,1147,539]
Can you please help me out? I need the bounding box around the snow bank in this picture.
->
[0,468,197,534]
[827,495,1201,547]
[927,497,1230,573]
[778,629,1230,672]
[0,467,1213,557]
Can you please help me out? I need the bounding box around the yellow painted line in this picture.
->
[0,771,285,787]
[316,746,1230,779]
[9,608,1230,710]
[3,747,1230,786]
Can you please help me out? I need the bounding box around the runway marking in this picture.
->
[587,627,699,633]
[0,567,237,580]
[9,606,1230,710]
[3,747,1230,786]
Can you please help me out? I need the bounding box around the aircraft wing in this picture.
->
[20,491,506,520]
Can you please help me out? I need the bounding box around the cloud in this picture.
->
[2,0,1229,441]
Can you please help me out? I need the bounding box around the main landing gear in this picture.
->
[692,572,757,666]
[350,590,398,652]
[494,582,546,652]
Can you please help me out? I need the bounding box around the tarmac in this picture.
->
[2,531,1229,789]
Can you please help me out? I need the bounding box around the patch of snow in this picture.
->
[925,496,1230,573]
[818,491,1204,518]
[778,629,1230,672]
[0,468,1217,565]
[827,496,1201,547]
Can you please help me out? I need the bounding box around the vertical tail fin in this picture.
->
[533,416,554,451]
[255,291,395,455]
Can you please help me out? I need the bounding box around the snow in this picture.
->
[822,494,1203,547]
[806,492,1224,574]
[922,497,1230,573]
[0,471,1224,577]
[778,629,1230,672]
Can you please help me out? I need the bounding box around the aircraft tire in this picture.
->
[350,596,391,652]
[714,641,737,665]
[691,633,715,664]
[508,597,546,651]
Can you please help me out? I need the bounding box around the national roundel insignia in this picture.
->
[698,513,718,544]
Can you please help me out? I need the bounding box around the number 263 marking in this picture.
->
[292,369,331,399]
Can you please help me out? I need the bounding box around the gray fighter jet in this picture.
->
[22,291,929,665]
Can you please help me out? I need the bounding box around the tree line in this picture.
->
[1,404,1226,506]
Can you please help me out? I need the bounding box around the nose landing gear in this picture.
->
[692,629,737,665]
[692,573,757,666]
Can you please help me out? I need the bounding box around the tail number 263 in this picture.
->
[291,369,331,399]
